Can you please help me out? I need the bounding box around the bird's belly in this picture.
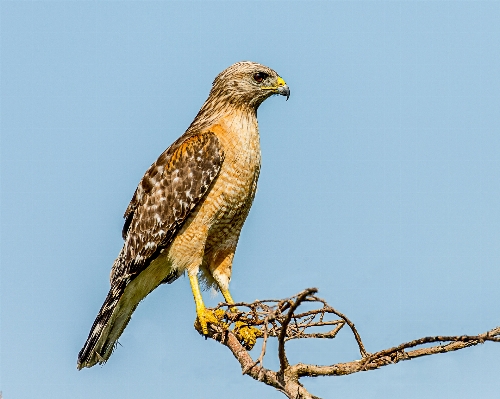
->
[164,117,261,273]
[164,150,260,273]
[204,156,260,245]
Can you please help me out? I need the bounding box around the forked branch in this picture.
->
[200,288,499,399]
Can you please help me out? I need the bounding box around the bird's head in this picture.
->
[209,61,290,109]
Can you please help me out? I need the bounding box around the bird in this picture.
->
[77,61,290,369]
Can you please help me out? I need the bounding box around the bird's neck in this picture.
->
[185,98,260,165]
[187,96,258,135]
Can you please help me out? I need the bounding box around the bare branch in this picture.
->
[278,288,318,373]
[200,288,498,399]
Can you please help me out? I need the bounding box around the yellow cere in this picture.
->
[261,76,287,91]
[277,76,286,87]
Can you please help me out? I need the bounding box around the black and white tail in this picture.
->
[77,250,179,369]
[77,278,131,369]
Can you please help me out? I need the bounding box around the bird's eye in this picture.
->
[253,72,268,83]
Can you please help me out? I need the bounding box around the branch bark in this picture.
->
[201,288,499,399]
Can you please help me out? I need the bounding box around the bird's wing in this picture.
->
[113,131,224,282]
[77,132,223,369]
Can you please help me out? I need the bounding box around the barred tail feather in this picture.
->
[77,278,132,369]
[78,251,178,369]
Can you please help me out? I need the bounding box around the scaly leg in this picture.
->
[188,273,219,335]
[220,287,234,304]
[220,287,238,313]
[210,250,262,348]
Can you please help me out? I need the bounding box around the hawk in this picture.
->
[77,61,290,369]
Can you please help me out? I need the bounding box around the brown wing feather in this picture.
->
[112,131,224,282]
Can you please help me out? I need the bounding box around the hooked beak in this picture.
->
[276,76,290,101]
[277,83,290,100]
[261,76,290,100]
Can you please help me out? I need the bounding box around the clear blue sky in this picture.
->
[1,1,499,398]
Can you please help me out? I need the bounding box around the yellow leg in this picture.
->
[220,287,240,313]
[189,273,219,335]
[220,287,234,304]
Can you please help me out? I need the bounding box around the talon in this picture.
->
[234,322,263,350]
[194,308,221,335]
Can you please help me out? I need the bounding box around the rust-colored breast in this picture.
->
[204,113,261,248]
[166,110,261,272]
